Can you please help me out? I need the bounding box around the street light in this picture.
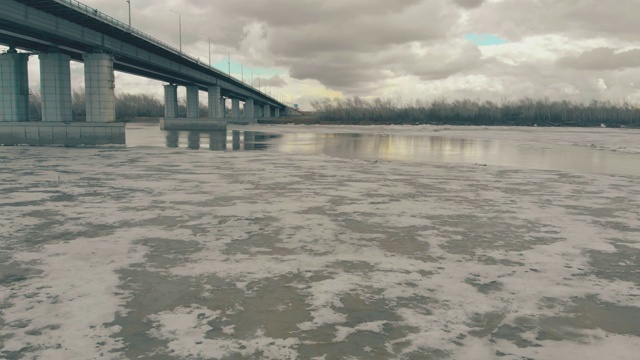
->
[200,33,211,66]
[126,0,131,28]
[169,10,182,52]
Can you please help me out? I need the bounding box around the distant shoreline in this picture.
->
[120,116,637,128]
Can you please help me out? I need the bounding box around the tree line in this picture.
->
[28,89,210,121]
[310,97,640,127]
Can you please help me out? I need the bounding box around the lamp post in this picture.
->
[126,0,131,28]
[200,33,211,66]
[169,10,182,52]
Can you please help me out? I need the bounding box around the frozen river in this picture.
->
[1,125,639,359]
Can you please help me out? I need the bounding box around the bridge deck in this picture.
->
[0,0,284,106]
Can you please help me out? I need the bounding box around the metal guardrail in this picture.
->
[53,0,282,104]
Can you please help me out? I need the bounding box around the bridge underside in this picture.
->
[0,0,291,144]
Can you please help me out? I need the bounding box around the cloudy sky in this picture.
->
[8,0,640,109]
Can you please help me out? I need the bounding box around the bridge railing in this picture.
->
[53,0,279,103]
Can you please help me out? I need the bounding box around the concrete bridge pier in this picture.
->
[220,98,226,118]
[160,84,225,131]
[186,85,199,118]
[209,130,226,151]
[244,98,254,121]
[274,108,280,118]
[228,97,256,125]
[83,52,115,123]
[208,85,221,119]
[40,52,72,122]
[1,50,124,146]
[263,104,271,119]
[231,98,240,119]
[0,49,30,122]
[164,84,178,118]
[244,131,255,150]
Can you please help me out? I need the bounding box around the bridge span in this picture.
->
[0,0,290,145]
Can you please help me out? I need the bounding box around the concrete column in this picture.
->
[39,53,72,122]
[0,50,30,122]
[209,131,226,151]
[164,84,178,118]
[263,104,271,118]
[231,98,240,119]
[232,130,240,150]
[83,53,115,122]
[220,98,226,118]
[244,98,254,119]
[255,104,261,118]
[244,131,255,150]
[274,108,280,118]
[208,85,221,119]
[186,85,199,118]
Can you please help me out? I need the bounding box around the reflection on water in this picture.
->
[159,130,274,152]
[125,125,640,176]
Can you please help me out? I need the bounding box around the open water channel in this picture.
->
[127,124,640,177]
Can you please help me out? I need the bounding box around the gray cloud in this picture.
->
[468,0,640,41]
[453,0,485,9]
[17,0,640,105]
[558,48,640,70]
[254,75,287,88]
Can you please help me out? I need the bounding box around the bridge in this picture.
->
[0,0,291,145]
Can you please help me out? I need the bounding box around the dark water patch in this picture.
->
[110,269,316,358]
[107,269,220,358]
[217,216,293,256]
[378,236,433,261]
[395,294,437,314]
[340,293,404,324]
[536,296,640,341]
[220,276,311,340]
[135,238,205,270]
[222,230,298,257]
[467,311,507,338]
[475,295,640,350]
[397,347,451,360]
[437,215,561,256]
[21,223,121,246]
[128,214,216,235]
[329,261,378,276]
[562,205,626,219]
[591,220,640,233]
[586,243,640,286]
[298,289,433,358]
[476,255,525,267]
[336,216,438,261]
[49,193,77,202]
[0,260,43,287]
[465,277,504,294]
[541,296,640,337]
[0,346,36,360]
[492,318,542,348]
[25,324,61,336]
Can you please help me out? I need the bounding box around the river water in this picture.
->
[1,124,639,359]
[127,124,640,177]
